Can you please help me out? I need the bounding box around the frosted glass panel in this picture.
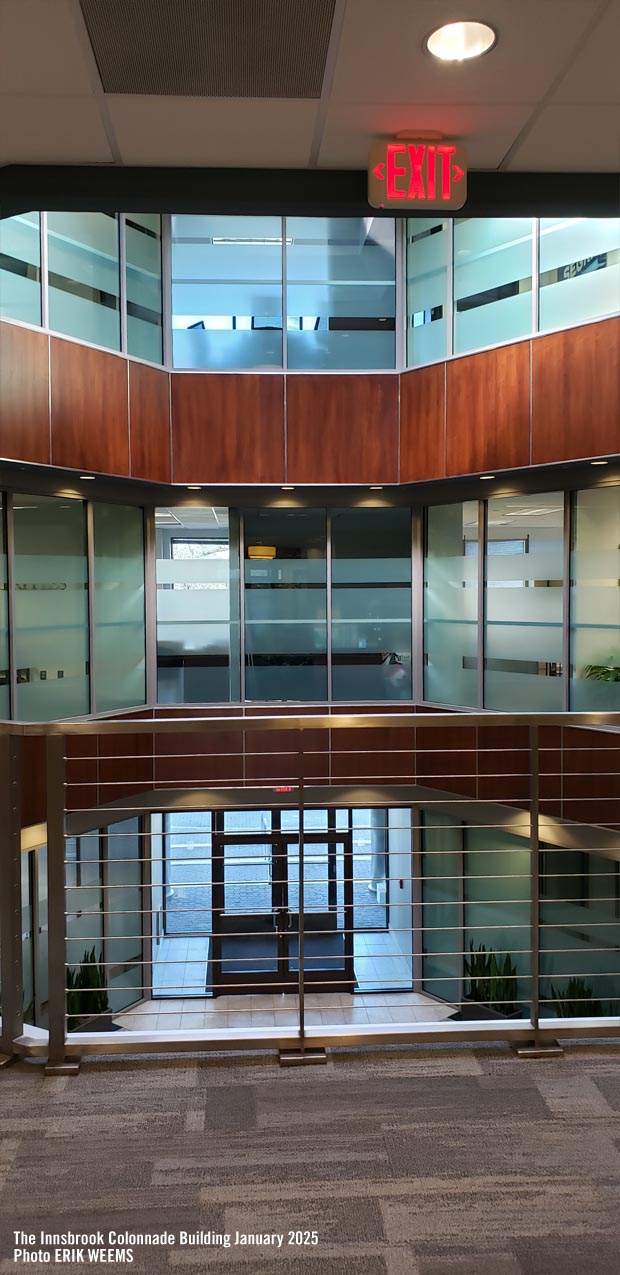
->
[126,212,163,363]
[406,218,448,366]
[454,218,533,354]
[13,494,89,720]
[425,501,478,706]
[539,217,620,331]
[48,212,120,350]
[286,216,396,369]
[172,214,283,368]
[0,497,9,719]
[485,493,564,710]
[422,812,462,1004]
[331,508,412,701]
[0,212,41,325]
[156,507,241,703]
[244,509,327,701]
[464,827,531,1014]
[93,503,146,713]
[571,486,620,709]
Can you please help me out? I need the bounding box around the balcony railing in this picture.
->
[2,711,620,1072]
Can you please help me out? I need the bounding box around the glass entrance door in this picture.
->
[211,831,354,994]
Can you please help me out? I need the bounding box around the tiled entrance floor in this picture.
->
[115,990,454,1032]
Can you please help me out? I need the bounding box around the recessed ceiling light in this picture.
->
[370,485,383,491]
[79,475,95,481]
[480,474,495,481]
[187,484,202,490]
[426,20,497,62]
[281,485,295,491]
[591,459,608,466]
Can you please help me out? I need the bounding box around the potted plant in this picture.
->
[66,946,112,1031]
[547,976,607,1017]
[583,659,620,683]
[462,941,520,1019]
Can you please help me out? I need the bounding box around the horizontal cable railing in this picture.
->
[1,711,620,1068]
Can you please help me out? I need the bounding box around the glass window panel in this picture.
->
[93,503,146,713]
[286,216,396,369]
[36,846,48,1020]
[13,494,89,720]
[65,832,103,1020]
[424,501,478,706]
[539,217,620,331]
[453,218,533,354]
[464,826,531,1016]
[0,497,9,718]
[21,853,34,1021]
[0,212,41,325]
[156,507,241,703]
[571,486,620,709]
[244,509,327,701]
[331,508,412,701]
[106,818,142,1013]
[47,212,120,350]
[421,811,462,1004]
[485,493,564,710]
[406,218,449,366]
[125,212,163,363]
[172,214,283,369]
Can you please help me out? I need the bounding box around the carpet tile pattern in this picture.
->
[1,1043,620,1273]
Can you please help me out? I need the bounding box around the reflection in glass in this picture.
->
[425,501,478,706]
[454,218,533,354]
[286,217,396,369]
[156,507,241,703]
[244,509,327,701]
[485,492,564,710]
[331,508,412,701]
[13,494,89,720]
[126,212,163,363]
[539,217,620,332]
[172,214,283,369]
[0,212,41,325]
[571,486,620,709]
[93,503,146,712]
[47,212,120,350]
[406,218,449,366]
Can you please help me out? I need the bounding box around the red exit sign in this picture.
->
[368,139,467,211]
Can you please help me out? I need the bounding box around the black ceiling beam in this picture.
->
[1,165,619,219]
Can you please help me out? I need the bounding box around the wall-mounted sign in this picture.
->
[368,139,467,211]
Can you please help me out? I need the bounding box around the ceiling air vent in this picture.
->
[79,0,336,98]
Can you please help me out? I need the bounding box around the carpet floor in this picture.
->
[2,1042,620,1273]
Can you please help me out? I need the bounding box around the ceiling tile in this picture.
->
[0,96,113,164]
[505,103,620,170]
[330,0,602,105]
[0,0,96,95]
[552,0,620,104]
[318,102,535,170]
[106,96,318,166]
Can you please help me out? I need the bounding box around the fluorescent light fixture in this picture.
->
[187,484,202,490]
[426,20,497,61]
[370,485,384,490]
[79,475,95,481]
[591,459,609,466]
[281,485,295,491]
[480,474,495,480]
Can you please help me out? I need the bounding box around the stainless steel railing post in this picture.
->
[0,735,23,1064]
[529,724,540,1039]
[45,735,70,1073]
[298,730,305,1050]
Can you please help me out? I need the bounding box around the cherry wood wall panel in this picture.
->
[172,374,285,484]
[129,362,171,483]
[446,341,531,476]
[50,339,130,475]
[399,364,445,482]
[286,375,398,484]
[532,318,620,465]
[0,323,51,464]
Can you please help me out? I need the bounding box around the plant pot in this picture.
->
[454,999,522,1022]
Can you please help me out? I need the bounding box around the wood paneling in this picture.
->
[532,318,620,464]
[399,364,445,482]
[286,375,398,484]
[50,339,130,475]
[129,362,171,483]
[0,322,50,464]
[20,736,47,827]
[172,374,284,484]
[446,342,531,476]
